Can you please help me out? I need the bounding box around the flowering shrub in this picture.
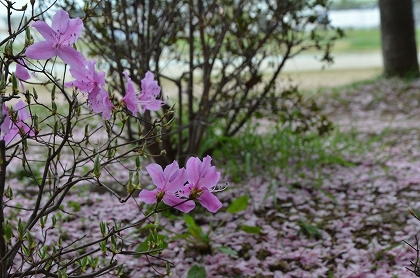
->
[0,3,223,277]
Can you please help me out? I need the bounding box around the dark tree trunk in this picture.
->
[379,0,420,78]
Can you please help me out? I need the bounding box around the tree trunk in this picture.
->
[379,0,419,78]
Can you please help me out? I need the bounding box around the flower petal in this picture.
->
[25,41,56,60]
[186,156,201,185]
[52,9,70,34]
[15,60,30,81]
[163,193,195,213]
[3,126,19,145]
[146,163,165,189]
[31,21,55,44]
[138,188,159,204]
[15,100,30,121]
[122,71,140,114]
[200,167,220,189]
[197,189,222,213]
[57,47,87,68]
[64,17,84,44]
[163,162,186,193]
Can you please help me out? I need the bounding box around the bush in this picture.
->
[51,0,342,166]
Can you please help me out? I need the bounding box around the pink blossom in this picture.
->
[65,60,113,120]
[65,60,105,93]
[121,71,140,114]
[184,156,222,213]
[15,59,30,81]
[139,71,164,112]
[139,161,195,213]
[15,59,30,91]
[88,87,114,121]
[2,100,34,144]
[25,9,86,68]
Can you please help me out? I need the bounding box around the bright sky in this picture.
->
[0,0,39,30]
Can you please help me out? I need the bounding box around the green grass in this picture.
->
[203,119,385,187]
[334,28,420,53]
[330,0,376,10]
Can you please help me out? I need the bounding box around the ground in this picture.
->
[5,75,420,277]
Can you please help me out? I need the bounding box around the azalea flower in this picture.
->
[121,71,140,114]
[15,59,30,81]
[184,155,223,213]
[65,59,113,120]
[139,71,164,112]
[89,88,114,121]
[25,9,86,68]
[139,161,195,213]
[65,60,105,93]
[2,100,34,144]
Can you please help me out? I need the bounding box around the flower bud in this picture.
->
[135,156,140,169]
[51,101,57,115]
[25,27,32,46]
[32,87,38,100]
[33,115,39,135]
[51,85,56,101]
[93,154,101,178]
[126,172,134,193]
[12,73,18,94]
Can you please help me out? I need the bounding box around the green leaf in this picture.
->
[226,195,249,214]
[240,225,261,234]
[184,215,205,240]
[136,232,167,255]
[217,246,238,256]
[187,265,206,278]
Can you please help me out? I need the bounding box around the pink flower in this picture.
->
[15,59,30,81]
[65,60,105,93]
[139,71,164,112]
[2,100,34,144]
[25,9,86,68]
[184,156,222,213]
[88,87,114,121]
[139,161,195,213]
[15,59,30,92]
[121,71,140,114]
[65,60,113,120]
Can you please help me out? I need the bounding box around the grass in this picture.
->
[202,119,385,186]
[334,28,420,53]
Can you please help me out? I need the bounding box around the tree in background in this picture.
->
[51,0,341,167]
[379,0,420,78]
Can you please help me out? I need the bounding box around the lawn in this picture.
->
[333,28,420,53]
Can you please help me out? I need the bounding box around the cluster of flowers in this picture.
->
[140,156,223,213]
[2,9,163,142]
[4,9,223,213]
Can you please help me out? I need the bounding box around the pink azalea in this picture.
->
[65,60,113,120]
[184,156,222,213]
[25,9,86,68]
[15,59,30,91]
[139,71,164,112]
[121,71,140,114]
[88,87,114,121]
[139,161,195,213]
[2,100,34,144]
[65,60,105,93]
